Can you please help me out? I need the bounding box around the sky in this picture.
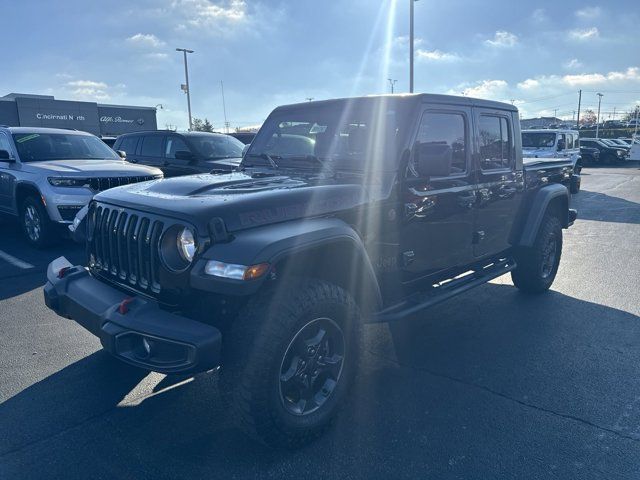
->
[2,0,639,130]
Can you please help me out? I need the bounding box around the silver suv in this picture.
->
[0,126,163,247]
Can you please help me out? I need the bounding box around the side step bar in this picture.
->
[370,258,517,323]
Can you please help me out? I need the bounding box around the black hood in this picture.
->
[93,171,383,233]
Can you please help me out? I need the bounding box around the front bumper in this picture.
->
[43,257,222,374]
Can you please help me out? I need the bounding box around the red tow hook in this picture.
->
[57,267,71,279]
[118,297,135,315]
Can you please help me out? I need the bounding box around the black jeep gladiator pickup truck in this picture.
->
[44,94,578,447]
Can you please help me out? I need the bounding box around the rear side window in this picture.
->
[118,136,139,156]
[165,136,190,158]
[413,111,467,175]
[479,115,512,170]
[140,135,164,157]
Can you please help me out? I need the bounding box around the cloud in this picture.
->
[67,80,108,89]
[569,27,599,41]
[416,49,460,62]
[171,0,247,27]
[449,79,509,99]
[531,8,547,23]
[126,33,166,48]
[145,52,169,60]
[517,79,540,90]
[485,31,518,48]
[65,80,111,101]
[564,67,640,86]
[575,6,601,19]
[563,58,583,70]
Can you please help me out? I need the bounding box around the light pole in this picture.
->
[176,48,194,130]
[409,0,418,93]
[388,78,397,93]
[595,92,603,138]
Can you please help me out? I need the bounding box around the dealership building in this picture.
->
[0,93,158,138]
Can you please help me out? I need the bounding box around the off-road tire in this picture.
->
[20,196,55,248]
[220,278,361,448]
[512,213,562,293]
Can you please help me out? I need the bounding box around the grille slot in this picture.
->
[90,205,164,295]
[89,176,156,192]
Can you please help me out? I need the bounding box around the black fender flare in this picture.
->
[191,217,383,309]
[518,183,569,247]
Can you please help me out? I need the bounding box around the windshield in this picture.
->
[187,135,244,159]
[243,100,400,171]
[13,133,120,162]
[12,133,119,162]
[522,132,557,148]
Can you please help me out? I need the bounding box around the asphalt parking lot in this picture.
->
[1,165,639,479]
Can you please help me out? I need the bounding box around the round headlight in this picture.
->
[177,228,196,262]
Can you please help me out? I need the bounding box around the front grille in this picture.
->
[89,176,157,192]
[89,204,165,294]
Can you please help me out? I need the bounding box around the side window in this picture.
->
[0,133,12,154]
[165,136,190,159]
[140,135,164,157]
[412,111,467,176]
[558,134,567,150]
[119,136,139,156]
[479,115,512,170]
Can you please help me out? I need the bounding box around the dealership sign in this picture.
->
[36,113,87,121]
[100,115,145,125]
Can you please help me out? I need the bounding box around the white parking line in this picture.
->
[0,250,35,269]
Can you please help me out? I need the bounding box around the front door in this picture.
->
[473,109,523,258]
[400,106,477,287]
[163,135,199,177]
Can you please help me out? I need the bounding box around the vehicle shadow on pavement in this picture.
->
[572,190,640,225]
[2,284,640,479]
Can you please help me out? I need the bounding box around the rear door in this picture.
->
[472,109,523,258]
[137,134,165,169]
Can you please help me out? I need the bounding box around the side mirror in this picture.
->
[557,140,565,151]
[0,149,13,161]
[175,150,195,161]
[116,150,127,159]
[415,143,452,177]
[241,144,250,157]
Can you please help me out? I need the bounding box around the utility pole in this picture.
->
[220,80,228,133]
[176,48,194,130]
[305,97,314,102]
[576,89,582,129]
[388,78,397,93]
[612,106,616,120]
[409,0,419,93]
[596,92,603,138]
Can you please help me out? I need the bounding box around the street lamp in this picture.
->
[409,0,420,93]
[388,78,397,93]
[176,48,194,130]
[595,92,603,139]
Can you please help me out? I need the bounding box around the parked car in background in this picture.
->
[618,137,640,161]
[604,138,631,149]
[113,131,243,177]
[100,136,117,148]
[227,131,256,145]
[626,119,639,128]
[0,127,162,247]
[580,138,629,164]
[603,120,626,129]
[579,146,600,165]
[521,129,582,173]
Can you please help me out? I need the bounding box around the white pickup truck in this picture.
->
[522,129,581,171]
